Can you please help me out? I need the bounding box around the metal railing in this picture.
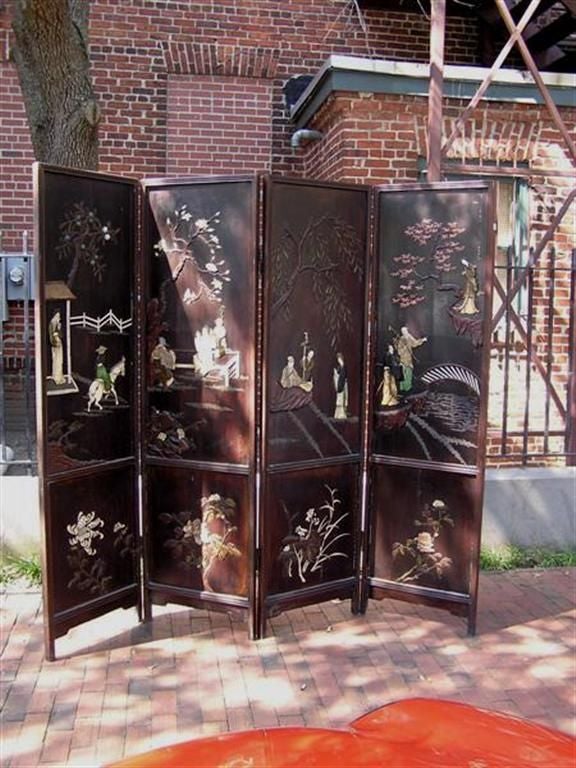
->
[487,247,575,466]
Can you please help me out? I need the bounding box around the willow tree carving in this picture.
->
[271,215,364,349]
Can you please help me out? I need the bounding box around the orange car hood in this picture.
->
[107,697,575,768]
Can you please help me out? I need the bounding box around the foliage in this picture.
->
[0,553,42,587]
[154,206,229,305]
[56,202,119,289]
[162,494,241,576]
[480,546,576,571]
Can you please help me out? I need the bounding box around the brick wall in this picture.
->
[0,1,480,245]
[166,75,273,175]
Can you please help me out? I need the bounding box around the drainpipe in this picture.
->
[290,129,323,149]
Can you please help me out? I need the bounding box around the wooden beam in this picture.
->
[441,163,576,179]
[492,278,567,421]
[442,0,541,157]
[524,12,576,52]
[495,0,576,163]
[534,45,569,70]
[479,0,557,25]
[427,0,446,182]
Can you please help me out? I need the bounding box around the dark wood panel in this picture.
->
[365,181,495,634]
[35,164,140,660]
[369,463,478,596]
[37,168,137,472]
[45,466,139,625]
[263,178,370,466]
[146,465,252,600]
[143,179,256,466]
[262,464,360,599]
[373,185,491,468]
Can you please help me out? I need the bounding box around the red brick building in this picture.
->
[1,0,575,469]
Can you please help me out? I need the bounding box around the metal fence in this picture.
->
[487,247,575,466]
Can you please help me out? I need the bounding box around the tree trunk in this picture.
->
[10,0,99,169]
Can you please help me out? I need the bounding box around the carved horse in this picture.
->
[87,357,126,411]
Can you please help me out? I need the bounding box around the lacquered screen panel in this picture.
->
[264,179,369,465]
[373,187,491,467]
[35,165,140,657]
[38,168,136,472]
[147,465,250,599]
[144,180,256,466]
[262,465,359,597]
[370,463,476,595]
[46,467,138,616]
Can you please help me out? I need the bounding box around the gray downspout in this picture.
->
[290,129,323,148]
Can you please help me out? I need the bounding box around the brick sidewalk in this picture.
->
[1,568,575,767]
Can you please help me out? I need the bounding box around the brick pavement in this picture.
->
[1,567,575,767]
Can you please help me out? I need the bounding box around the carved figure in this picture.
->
[384,344,403,389]
[333,352,348,419]
[49,311,65,384]
[302,349,315,387]
[95,345,112,390]
[151,337,177,387]
[281,355,303,388]
[394,327,427,393]
[87,353,126,411]
[379,366,399,407]
[453,259,480,315]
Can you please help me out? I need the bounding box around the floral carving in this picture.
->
[279,486,349,584]
[56,202,119,289]
[391,218,465,309]
[162,493,243,593]
[67,510,104,556]
[66,514,136,595]
[154,205,229,305]
[392,498,454,583]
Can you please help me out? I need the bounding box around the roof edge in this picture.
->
[290,55,576,128]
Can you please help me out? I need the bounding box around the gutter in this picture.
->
[290,55,576,129]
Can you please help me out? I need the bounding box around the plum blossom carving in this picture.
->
[154,205,230,305]
[391,218,466,308]
[56,202,119,289]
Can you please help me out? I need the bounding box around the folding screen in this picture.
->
[140,177,258,633]
[258,178,370,634]
[364,182,495,633]
[35,166,494,657]
[35,166,140,660]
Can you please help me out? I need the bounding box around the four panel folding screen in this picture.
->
[35,165,495,659]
